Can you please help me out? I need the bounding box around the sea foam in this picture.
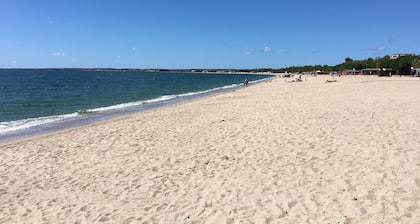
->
[0,113,79,134]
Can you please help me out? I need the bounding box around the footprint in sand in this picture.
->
[415,178,420,188]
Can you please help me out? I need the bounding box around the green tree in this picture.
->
[413,58,420,68]
[345,57,353,63]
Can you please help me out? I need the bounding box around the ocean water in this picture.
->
[0,69,271,141]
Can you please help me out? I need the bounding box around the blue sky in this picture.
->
[1,0,419,69]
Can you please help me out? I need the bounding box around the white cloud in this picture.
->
[368,46,387,51]
[264,46,271,53]
[245,51,252,55]
[132,47,137,51]
[52,52,65,56]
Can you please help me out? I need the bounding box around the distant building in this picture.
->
[391,53,414,59]
[343,69,361,75]
[412,67,420,77]
[362,68,393,76]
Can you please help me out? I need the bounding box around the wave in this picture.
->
[0,113,79,134]
[85,82,243,113]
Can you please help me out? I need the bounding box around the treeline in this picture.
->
[252,54,420,75]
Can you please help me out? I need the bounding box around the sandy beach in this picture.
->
[1,75,419,223]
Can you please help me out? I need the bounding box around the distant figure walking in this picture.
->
[244,79,249,86]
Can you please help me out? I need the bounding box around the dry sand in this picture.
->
[1,75,419,223]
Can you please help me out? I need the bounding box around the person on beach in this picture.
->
[244,79,249,86]
[326,72,337,83]
[285,75,303,83]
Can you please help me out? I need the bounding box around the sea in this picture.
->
[0,69,272,142]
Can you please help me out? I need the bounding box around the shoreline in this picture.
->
[0,77,272,144]
[1,75,419,223]
[0,87,239,146]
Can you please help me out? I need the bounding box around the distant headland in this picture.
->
[2,53,419,76]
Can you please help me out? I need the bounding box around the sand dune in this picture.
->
[1,75,419,223]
